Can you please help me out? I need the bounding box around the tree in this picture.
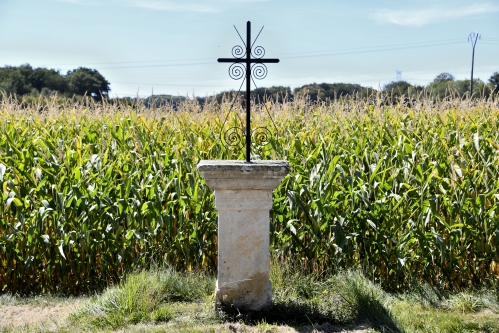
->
[489,72,499,93]
[251,86,291,103]
[454,78,490,97]
[433,72,455,82]
[427,72,472,99]
[428,78,488,99]
[66,67,110,99]
[0,64,110,99]
[383,81,415,95]
[427,80,453,99]
[294,82,367,101]
[0,65,34,96]
[29,67,67,93]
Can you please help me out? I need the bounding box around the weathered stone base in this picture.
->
[197,160,289,312]
[216,279,272,311]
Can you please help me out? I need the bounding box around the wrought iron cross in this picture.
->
[218,21,279,163]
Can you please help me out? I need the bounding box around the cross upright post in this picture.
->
[245,21,251,163]
[218,21,279,162]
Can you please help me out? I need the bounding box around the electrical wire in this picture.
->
[114,82,221,87]
[43,38,476,70]
[42,57,213,67]
[280,41,466,60]
[96,61,213,70]
[279,38,464,56]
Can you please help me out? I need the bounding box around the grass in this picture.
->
[1,259,498,333]
[70,267,214,329]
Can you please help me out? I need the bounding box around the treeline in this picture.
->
[0,64,498,105]
[0,64,110,100]
[383,72,499,99]
[142,83,371,108]
[144,72,499,108]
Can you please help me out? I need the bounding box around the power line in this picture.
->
[113,82,221,87]
[39,38,472,70]
[97,61,213,70]
[91,40,466,70]
[40,57,213,67]
[279,38,464,57]
[280,41,465,60]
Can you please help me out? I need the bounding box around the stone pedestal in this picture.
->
[197,160,289,311]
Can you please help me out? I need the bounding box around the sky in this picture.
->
[0,0,498,98]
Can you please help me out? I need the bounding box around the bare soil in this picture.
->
[0,299,82,328]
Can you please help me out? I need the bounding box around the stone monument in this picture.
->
[198,160,288,310]
[197,21,289,311]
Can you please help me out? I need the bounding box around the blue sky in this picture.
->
[0,0,498,97]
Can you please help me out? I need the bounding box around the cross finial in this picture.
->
[218,21,279,162]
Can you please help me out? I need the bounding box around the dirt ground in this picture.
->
[0,299,82,327]
[0,301,371,332]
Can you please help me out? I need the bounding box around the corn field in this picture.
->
[1,93,499,294]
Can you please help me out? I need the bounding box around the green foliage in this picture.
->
[294,82,369,101]
[1,95,499,295]
[272,105,499,291]
[0,65,34,96]
[251,85,292,103]
[489,72,499,94]
[70,268,212,329]
[427,72,492,99]
[142,94,200,109]
[433,72,455,82]
[2,264,498,332]
[213,86,292,105]
[0,111,219,294]
[383,80,423,98]
[0,65,109,100]
[427,80,454,99]
[66,67,110,99]
[224,261,401,330]
[29,67,68,93]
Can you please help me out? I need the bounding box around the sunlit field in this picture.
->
[1,92,499,295]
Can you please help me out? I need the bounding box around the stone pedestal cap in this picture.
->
[197,160,290,190]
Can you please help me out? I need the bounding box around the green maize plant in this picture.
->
[0,108,224,293]
[0,93,499,293]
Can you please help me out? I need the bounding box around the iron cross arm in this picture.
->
[217,58,280,63]
[218,21,279,162]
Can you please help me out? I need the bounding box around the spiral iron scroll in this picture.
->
[251,127,272,148]
[251,46,265,59]
[221,126,273,150]
[228,63,245,80]
[251,63,267,80]
[232,45,246,59]
[222,127,244,149]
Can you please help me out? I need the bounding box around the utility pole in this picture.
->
[468,31,480,98]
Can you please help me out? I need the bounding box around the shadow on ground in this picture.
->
[217,294,402,332]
